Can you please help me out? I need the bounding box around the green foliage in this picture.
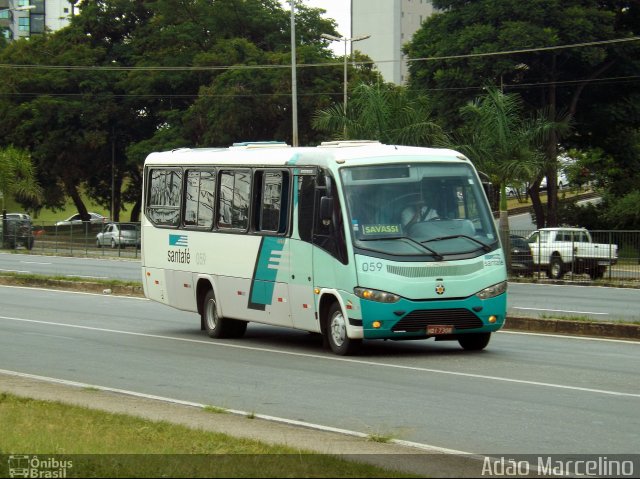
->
[606,192,640,229]
[312,82,447,146]
[407,0,640,225]
[557,190,640,230]
[451,88,556,212]
[556,201,609,230]
[0,146,42,206]
[0,0,354,221]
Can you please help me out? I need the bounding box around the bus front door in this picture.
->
[288,240,319,332]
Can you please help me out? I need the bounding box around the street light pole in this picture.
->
[321,33,370,117]
[289,1,299,147]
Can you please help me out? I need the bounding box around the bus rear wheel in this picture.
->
[458,332,491,351]
[202,290,247,339]
[325,302,361,356]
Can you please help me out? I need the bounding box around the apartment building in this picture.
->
[0,0,76,41]
[352,0,435,84]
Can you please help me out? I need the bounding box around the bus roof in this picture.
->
[143,141,470,169]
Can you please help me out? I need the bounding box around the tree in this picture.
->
[311,82,447,146]
[0,32,117,220]
[0,0,352,221]
[451,88,562,258]
[131,0,350,148]
[405,0,640,227]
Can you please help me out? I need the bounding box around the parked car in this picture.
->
[509,234,533,276]
[540,171,569,190]
[506,185,529,199]
[1,213,34,250]
[96,223,140,249]
[55,212,107,227]
[526,227,618,279]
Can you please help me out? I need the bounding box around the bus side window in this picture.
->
[184,170,215,229]
[184,172,198,226]
[298,176,314,242]
[218,170,250,230]
[312,174,348,265]
[255,170,289,234]
[146,168,182,227]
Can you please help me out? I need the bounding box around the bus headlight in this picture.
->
[475,281,507,300]
[354,287,401,303]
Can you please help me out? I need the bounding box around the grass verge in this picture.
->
[0,272,143,296]
[0,393,414,478]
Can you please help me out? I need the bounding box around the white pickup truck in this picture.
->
[526,227,618,280]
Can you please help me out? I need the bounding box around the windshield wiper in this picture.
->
[359,235,444,260]
[421,234,492,252]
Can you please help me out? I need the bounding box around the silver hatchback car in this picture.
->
[96,223,140,249]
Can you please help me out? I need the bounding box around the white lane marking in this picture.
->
[499,330,640,344]
[1,315,639,399]
[512,307,609,316]
[21,261,52,265]
[0,368,475,456]
[0,268,31,274]
[508,281,640,292]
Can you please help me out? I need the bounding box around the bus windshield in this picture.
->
[340,162,498,258]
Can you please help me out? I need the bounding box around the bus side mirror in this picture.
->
[320,196,334,223]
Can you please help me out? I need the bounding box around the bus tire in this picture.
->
[458,332,491,351]
[325,302,361,356]
[202,289,233,339]
[228,320,248,339]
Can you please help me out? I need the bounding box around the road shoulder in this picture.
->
[0,371,485,478]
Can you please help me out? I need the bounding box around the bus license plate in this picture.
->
[427,325,453,335]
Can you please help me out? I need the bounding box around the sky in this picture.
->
[279,0,351,54]
[302,0,351,37]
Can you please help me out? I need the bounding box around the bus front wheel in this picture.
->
[326,302,361,356]
[458,332,491,351]
[202,290,247,339]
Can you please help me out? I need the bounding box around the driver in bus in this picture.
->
[401,190,439,229]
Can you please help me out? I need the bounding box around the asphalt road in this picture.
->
[2,253,639,322]
[1,285,638,455]
[507,282,640,322]
[0,252,141,282]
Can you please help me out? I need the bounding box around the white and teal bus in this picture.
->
[141,141,506,355]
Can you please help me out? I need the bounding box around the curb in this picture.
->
[504,316,640,341]
[0,276,144,297]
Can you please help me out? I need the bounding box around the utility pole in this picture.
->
[290,1,298,146]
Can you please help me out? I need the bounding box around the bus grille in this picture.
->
[391,309,483,332]
[387,262,483,278]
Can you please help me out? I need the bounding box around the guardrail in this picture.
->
[1,220,141,259]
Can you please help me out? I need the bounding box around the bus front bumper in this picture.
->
[357,293,506,340]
